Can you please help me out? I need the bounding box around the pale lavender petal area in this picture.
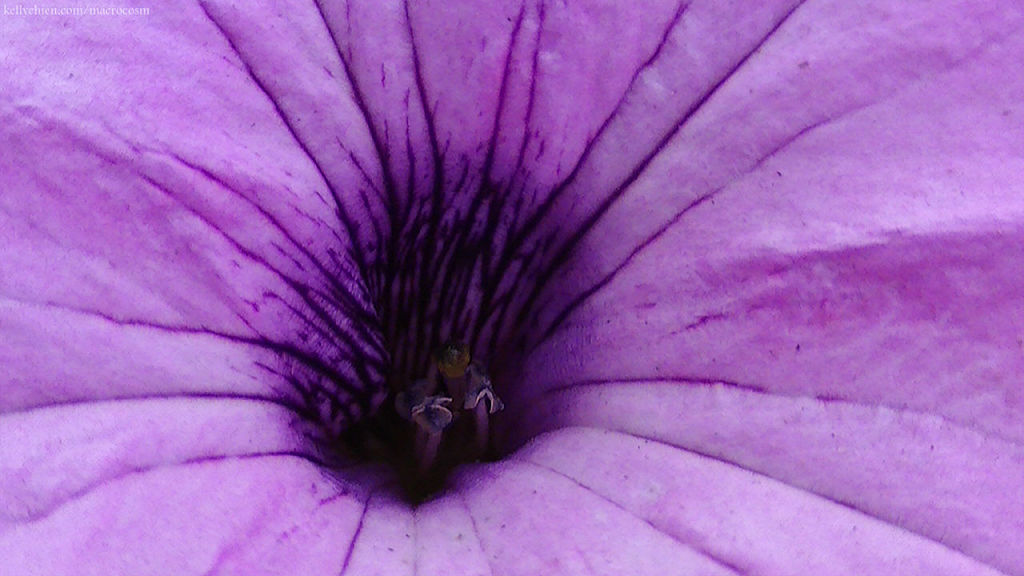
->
[513,2,1024,571]
[1,2,388,573]
[516,427,1007,575]
[2,1,1024,576]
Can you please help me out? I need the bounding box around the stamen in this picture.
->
[463,362,504,456]
[394,378,436,420]
[414,426,443,476]
[396,342,505,480]
[410,395,455,432]
[410,395,453,474]
[463,362,504,413]
[471,403,490,457]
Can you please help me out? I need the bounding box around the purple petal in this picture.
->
[3,1,1024,575]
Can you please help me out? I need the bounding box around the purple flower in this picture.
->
[3,1,1024,574]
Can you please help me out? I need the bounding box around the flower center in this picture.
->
[276,174,537,500]
[391,341,505,496]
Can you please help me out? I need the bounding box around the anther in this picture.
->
[410,395,454,433]
[463,362,504,414]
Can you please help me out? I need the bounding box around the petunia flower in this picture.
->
[3,0,1024,574]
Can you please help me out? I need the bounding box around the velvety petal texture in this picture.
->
[3,1,1023,575]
